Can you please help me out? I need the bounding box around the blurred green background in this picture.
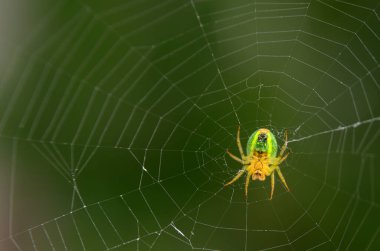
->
[0,0,380,250]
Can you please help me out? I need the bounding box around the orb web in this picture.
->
[0,0,379,250]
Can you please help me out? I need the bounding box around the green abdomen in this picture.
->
[246,129,278,158]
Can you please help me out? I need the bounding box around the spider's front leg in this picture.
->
[226,125,249,164]
[278,129,288,158]
[236,125,245,159]
[271,130,290,194]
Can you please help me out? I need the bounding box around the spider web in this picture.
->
[0,0,380,250]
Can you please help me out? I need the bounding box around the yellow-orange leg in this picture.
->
[236,125,245,159]
[270,173,275,200]
[278,129,288,158]
[275,167,290,191]
[272,152,289,167]
[278,152,289,165]
[245,171,251,197]
[226,149,244,164]
[224,168,245,187]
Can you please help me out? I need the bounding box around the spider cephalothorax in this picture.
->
[224,126,289,199]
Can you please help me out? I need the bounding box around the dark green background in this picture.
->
[0,0,380,250]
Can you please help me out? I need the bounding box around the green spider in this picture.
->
[224,126,290,199]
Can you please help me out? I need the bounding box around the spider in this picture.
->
[224,126,290,199]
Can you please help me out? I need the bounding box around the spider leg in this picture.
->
[276,152,289,166]
[236,125,245,158]
[270,172,275,200]
[226,149,244,164]
[275,167,290,191]
[278,129,288,158]
[245,171,251,197]
[224,168,245,187]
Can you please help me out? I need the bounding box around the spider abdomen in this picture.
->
[246,128,278,158]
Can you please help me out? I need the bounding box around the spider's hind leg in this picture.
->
[275,167,290,191]
[224,168,246,187]
[270,172,275,200]
[245,170,251,197]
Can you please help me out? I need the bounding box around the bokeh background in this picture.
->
[1,0,380,250]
